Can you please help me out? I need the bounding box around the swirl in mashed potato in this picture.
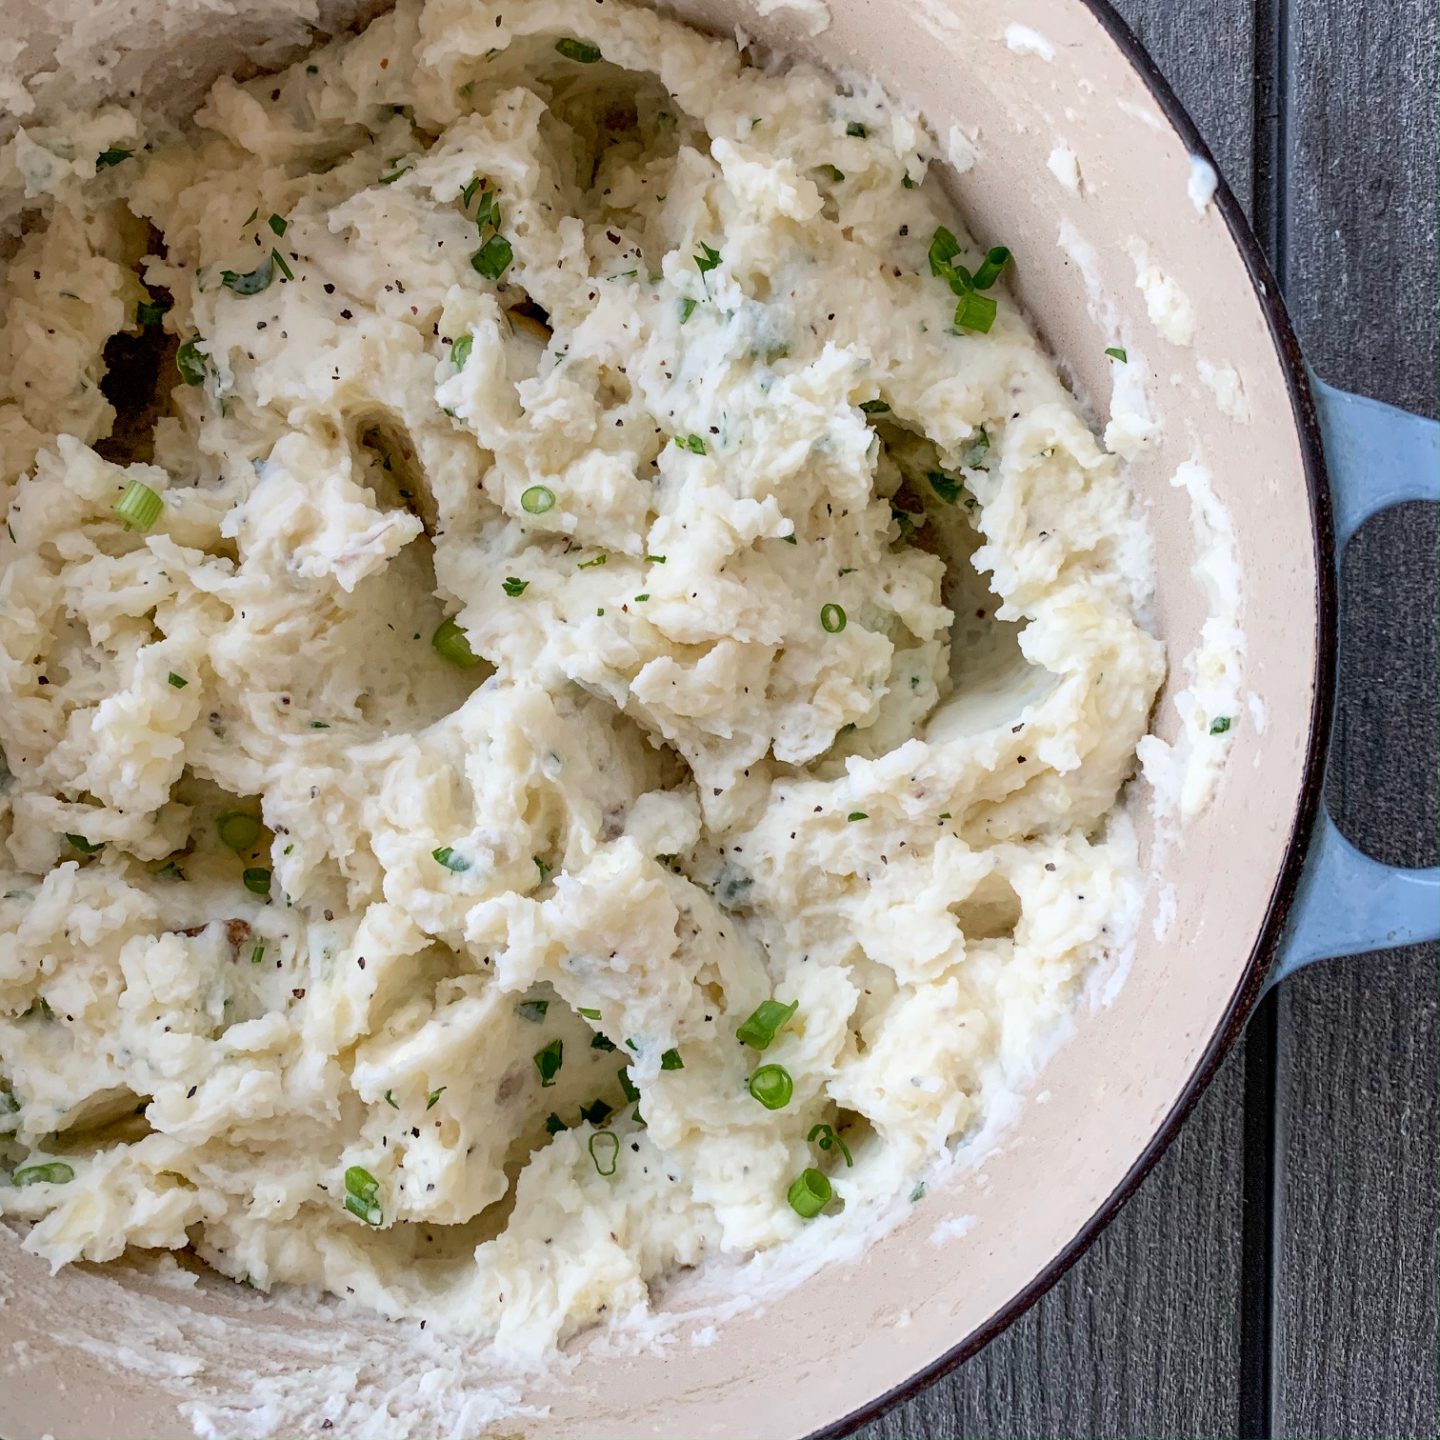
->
[0,0,1162,1354]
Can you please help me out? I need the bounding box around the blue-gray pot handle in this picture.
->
[1268,378,1440,989]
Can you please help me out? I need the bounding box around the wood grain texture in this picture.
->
[857,3,1260,1435]
[1272,0,1438,1435]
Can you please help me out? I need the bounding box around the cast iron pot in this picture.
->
[0,0,1434,1435]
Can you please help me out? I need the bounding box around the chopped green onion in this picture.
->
[846,121,868,138]
[634,593,650,603]
[544,1111,568,1134]
[676,434,706,455]
[534,1039,563,1087]
[96,148,132,169]
[555,37,603,63]
[747,1063,793,1110]
[1210,716,1232,735]
[788,1167,831,1218]
[176,339,208,386]
[910,1181,927,1203]
[384,1090,399,1108]
[221,255,275,295]
[588,1130,619,1175]
[432,616,481,667]
[137,297,171,327]
[679,297,698,324]
[250,944,265,964]
[578,1096,613,1126]
[451,333,473,369]
[471,235,513,280]
[167,672,188,688]
[13,1161,75,1186]
[426,1086,446,1110]
[818,164,845,183]
[534,856,552,882]
[1105,346,1128,362]
[242,867,272,896]
[860,399,890,415]
[783,533,798,544]
[270,248,294,282]
[521,485,555,515]
[431,846,470,872]
[577,552,607,569]
[378,158,413,185]
[156,860,186,882]
[646,554,667,564]
[820,603,847,634]
[901,173,917,189]
[847,812,868,822]
[65,833,104,854]
[217,812,262,852]
[928,226,962,281]
[695,242,722,276]
[618,1068,641,1103]
[964,429,991,469]
[502,576,529,596]
[808,1122,854,1166]
[591,1032,617,1052]
[927,471,962,505]
[242,207,259,227]
[344,1193,383,1225]
[971,246,1012,290]
[267,214,287,236]
[344,1165,379,1202]
[114,480,163,532]
[736,997,798,1051]
[954,292,997,333]
[660,1048,684,1071]
[515,1000,549,1023]
[578,1007,602,1020]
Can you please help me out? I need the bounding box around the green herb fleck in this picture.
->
[96,148,132,170]
[534,1039,564,1087]
[515,1000,549,1023]
[808,1121,854,1166]
[471,234,513,280]
[589,1130,619,1175]
[1210,716,1232,735]
[176,339,208,386]
[432,846,471,872]
[502,576,529,597]
[220,256,275,295]
[555,37,603,63]
[1105,346,1128,362]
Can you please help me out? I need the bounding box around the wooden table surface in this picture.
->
[858,0,1439,1436]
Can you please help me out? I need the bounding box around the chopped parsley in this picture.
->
[676,434,707,455]
[95,148,132,170]
[1105,346,1128,362]
[1210,716,1232,735]
[501,576,529,597]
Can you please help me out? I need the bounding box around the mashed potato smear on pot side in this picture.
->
[0,0,1163,1353]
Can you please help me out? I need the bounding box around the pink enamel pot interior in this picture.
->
[0,0,1347,1436]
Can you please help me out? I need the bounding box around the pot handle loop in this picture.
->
[1270,378,1440,988]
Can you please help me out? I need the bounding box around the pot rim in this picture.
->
[811,2,1339,1435]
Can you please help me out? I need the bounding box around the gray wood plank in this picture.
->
[858,3,1260,1435]
[861,1051,1248,1440]
[1274,0,1439,1435]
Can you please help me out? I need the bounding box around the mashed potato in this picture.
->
[0,0,1163,1355]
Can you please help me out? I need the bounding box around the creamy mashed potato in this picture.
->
[0,0,1163,1354]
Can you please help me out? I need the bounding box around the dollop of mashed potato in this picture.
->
[0,0,1163,1354]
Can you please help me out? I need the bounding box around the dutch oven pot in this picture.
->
[0,0,1434,1436]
